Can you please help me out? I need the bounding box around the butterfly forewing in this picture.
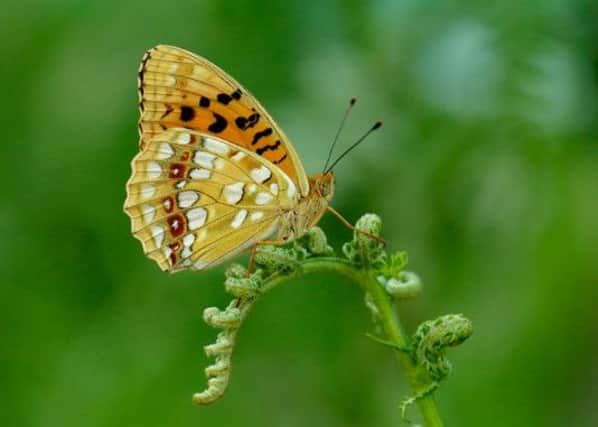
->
[125,128,297,272]
[138,44,309,197]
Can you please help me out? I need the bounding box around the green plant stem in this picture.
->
[257,257,444,427]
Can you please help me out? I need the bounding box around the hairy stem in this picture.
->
[258,257,444,426]
[362,268,444,427]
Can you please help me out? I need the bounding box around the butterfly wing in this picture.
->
[138,44,309,197]
[124,128,299,272]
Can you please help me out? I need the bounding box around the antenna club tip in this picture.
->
[350,97,357,106]
[373,120,383,130]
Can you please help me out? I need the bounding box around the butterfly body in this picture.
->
[275,172,334,243]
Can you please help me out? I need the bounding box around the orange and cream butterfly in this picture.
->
[124,45,382,272]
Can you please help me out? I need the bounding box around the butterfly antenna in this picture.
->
[323,97,357,172]
[324,120,383,173]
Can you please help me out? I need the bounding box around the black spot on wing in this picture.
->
[256,140,281,155]
[216,90,242,106]
[251,127,273,145]
[208,113,228,133]
[217,93,232,105]
[180,106,195,122]
[235,117,247,129]
[235,113,260,130]
[273,153,287,164]
[231,89,242,100]
[199,96,210,108]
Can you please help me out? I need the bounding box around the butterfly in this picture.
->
[124,45,382,272]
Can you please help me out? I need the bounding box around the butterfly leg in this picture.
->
[326,206,387,246]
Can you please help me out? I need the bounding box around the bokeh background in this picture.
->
[2,1,597,426]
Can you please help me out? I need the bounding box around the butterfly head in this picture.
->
[310,172,335,201]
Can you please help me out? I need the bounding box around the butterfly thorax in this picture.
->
[276,172,334,242]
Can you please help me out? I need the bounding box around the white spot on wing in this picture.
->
[163,198,172,211]
[183,233,195,247]
[193,151,216,168]
[156,143,174,160]
[146,161,162,179]
[170,218,182,232]
[231,209,248,229]
[247,184,257,195]
[189,168,211,180]
[231,152,246,162]
[186,208,207,230]
[181,233,195,258]
[255,192,273,205]
[142,204,155,223]
[250,165,272,183]
[286,178,297,198]
[203,137,229,155]
[181,246,192,258]
[141,184,156,199]
[175,180,187,189]
[150,224,164,247]
[177,191,199,208]
[270,183,279,195]
[224,182,244,204]
[177,132,191,144]
[250,211,264,221]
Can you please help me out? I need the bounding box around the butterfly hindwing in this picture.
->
[138,44,309,197]
[124,128,298,272]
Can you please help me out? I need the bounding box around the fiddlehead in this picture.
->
[400,314,473,420]
[193,227,333,405]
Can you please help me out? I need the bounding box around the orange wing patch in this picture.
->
[138,45,309,196]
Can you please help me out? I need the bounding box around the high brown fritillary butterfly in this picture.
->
[124,45,381,272]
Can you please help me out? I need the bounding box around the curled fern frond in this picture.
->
[203,305,242,329]
[193,264,264,405]
[224,266,262,298]
[255,246,301,274]
[193,304,242,404]
[412,314,473,381]
[379,271,421,299]
[192,214,471,427]
[296,226,334,256]
[194,227,334,405]
[204,334,233,357]
[193,327,235,404]
[381,251,408,277]
[400,314,473,421]
[342,213,386,268]
[376,250,422,299]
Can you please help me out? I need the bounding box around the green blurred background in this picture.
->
[2,1,597,426]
